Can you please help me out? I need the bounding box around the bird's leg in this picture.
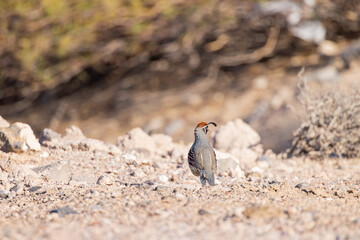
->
[200,175,206,186]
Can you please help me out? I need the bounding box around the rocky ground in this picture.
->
[0,117,360,240]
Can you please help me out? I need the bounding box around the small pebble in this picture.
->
[0,190,9,198]
[159,175,169,183]
[175,192,186,200]
[198,209,209,215]
[97,175,114,186]
[50,206,78,217]
[40,151,49,158]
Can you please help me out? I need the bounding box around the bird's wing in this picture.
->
[198,148,216,172]
[195,149,205,170]
[211,149,217,172]
[188,147,203,170]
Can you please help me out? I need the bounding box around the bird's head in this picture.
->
[195,122,217,134]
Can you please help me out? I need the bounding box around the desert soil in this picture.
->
[1,136,360,240]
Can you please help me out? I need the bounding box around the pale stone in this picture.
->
[0,122,41,152]
[116,128,156,153]
[64,125,86,140]
[212,119,263,169]
[39,128,62,145]
[32,161,71,184]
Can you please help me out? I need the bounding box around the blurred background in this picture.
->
[1,0,360,153]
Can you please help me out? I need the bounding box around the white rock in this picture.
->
[174,192,186,200]
[0,122,41,152]
[151,134,175,154]
[16,123,41,151]
[40,151,49,158]
[68,180,87,187]
[171,144,188,163]
[257,160,270,169]
[233,166,245,178]
[116,128,156,153]
[212,119,262,152]
[215,150,245,178]
[250,166,264,174]
[122,153,137,161]
[107,144,122,155]
[39,128,62,145]
[159,175,169,183]
[32,161,71,184]
[71,175,97,185]
[233,206,246,217]
[9,165,39,182]
[64,125,86,140]
[231,148,259,169]
[130,149,151,163]
[78,138,108,152]
[216,151,239,172]
[212,119,263,169]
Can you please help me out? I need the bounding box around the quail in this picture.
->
[188,122,217,186]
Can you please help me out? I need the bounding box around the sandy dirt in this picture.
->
[1,138,360,240]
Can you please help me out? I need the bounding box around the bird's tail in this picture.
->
[200,170,215,186]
